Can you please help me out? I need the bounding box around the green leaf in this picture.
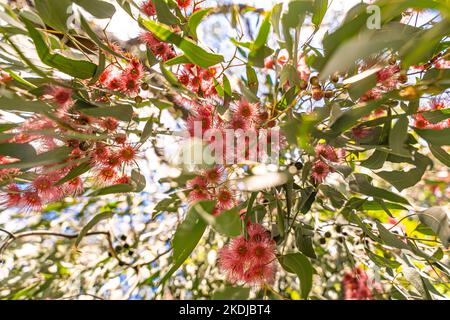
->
[295,224,316,259]
[212,286,250,300]
[0,146,71,169]
[23,17,97,79]
[74,100,133,122]
[146,48,159,67]
[321,22,419,78]
[139,18,224,68]
[246,66,258,94]
[415,127,450,146]
[0,95,52,113]
[159,201,211,284]
[376,153,432,191]
[131,169,146,192]
[88,184,134,196]
[376,221,409,250]
[140,118,154,143]
[0,143,37,161]
[74,211,114,247]
[312,0,328,27]
[418,207,450,248]
[365,249,401,269]
[361,150,388,170]
[55,161,91,186]
[429,144,450,168]
[389,115,409,156]
[319,184,346,208]
[400,20,450,68]
[331,96,389,134]
[188,8,211,40]
[74,0,116,19]
[34,0,72,31]
[350,173,410,205]
[79,15,124,59]
[153,0,179,25]
[164,54,191,66]
[423,108,450,124]
[278,252,314,299]
[196,204,241,237]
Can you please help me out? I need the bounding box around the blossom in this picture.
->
[233,99,259,121]
[177,0,192,8]
[118,144,139,164]
[219,223,276,285]
[187,176,210,202]
[46,86,73,112]
[22,191,43,212]
[0,184,22,208]
[98,167,118,183]
[203,166,225,185]
[101,117,119,131]
[315,144,338,162]
[311,161,330,183]
[342,267,374,300]
[215,187,235,211]
[141,0,156,16]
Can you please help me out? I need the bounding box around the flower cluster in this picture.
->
[413,98,450,130]
[360,64,403,103]
[98,58,144,97]
[219,223,276,285]
[311,143,342,184]
[176,64,218,96]
[0,79,142,211]
[186,167,236,215]
[140,31,176,62]
[342,267,375,300]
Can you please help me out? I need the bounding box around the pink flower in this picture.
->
[98,167,118,183]
[177,0,192,8]
[352,126,372,139]
[219,223,276,286]
[0,184,22,208]
[187,176,210,202]
[216,187,235,211]
[203,166,225,185]
[311,161,330,183]
[229,115,251,131]
[248,240,276,266]
[141,0,156,16]
[126,59,144,80]
[233,99,259,121]
[121,76,140,95]
[46,86,73,112]
[63,177,84,196]
[107,77,124,91]
[32,175,61,202]
[342,267,374,300]
[115,175,132,185]
[118,144,139,164]
[21,191,43,212]
[101,117,119,131]
[315,144,338,162]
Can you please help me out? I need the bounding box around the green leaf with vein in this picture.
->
[278,252,314,299]
[0,146,71,169]
[188,8,212,40]
[429,145,450,168]
[350,173,410,205]
[75,211,113,248]
[159,201,211,284]
[23,17,97,79]
[139,18,224,68]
